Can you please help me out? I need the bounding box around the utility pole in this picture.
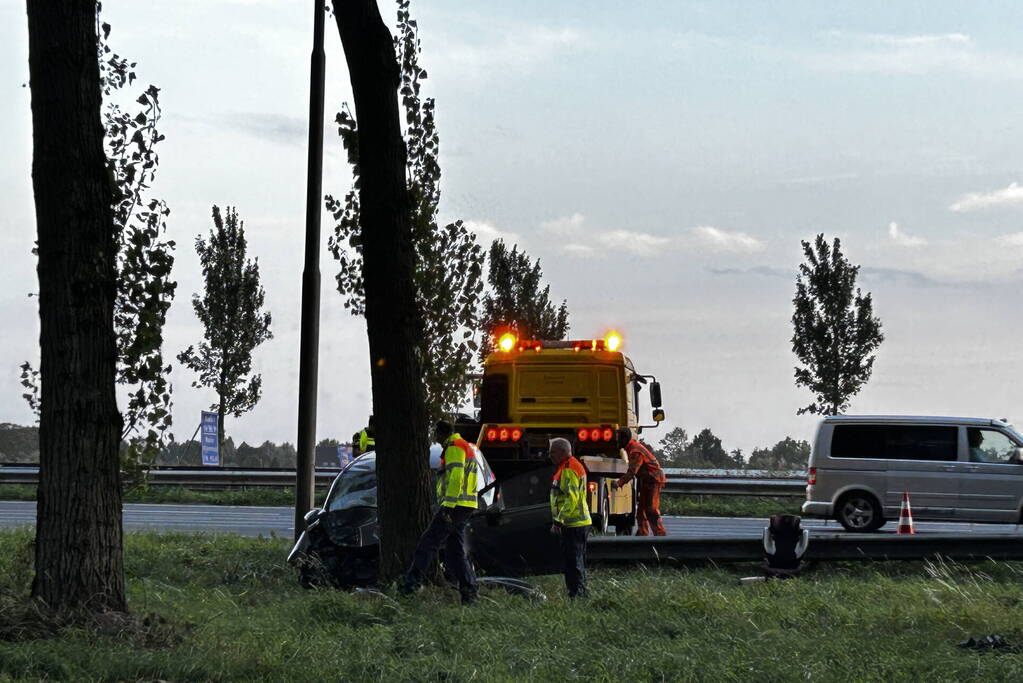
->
[295,0,325,540]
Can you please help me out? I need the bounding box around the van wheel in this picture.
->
[836,492,884,532]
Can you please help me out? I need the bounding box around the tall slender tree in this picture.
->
[479,239,569,360]
[333,0,432,581]
[178,206,272,444]
[327,0,483,422]
[21,4,177,490]
[27,0,125,612]
[791,234,884,415]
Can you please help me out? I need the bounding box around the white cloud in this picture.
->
[544,215,672,257]
[597,230,672,256]
[866,33,971,48]
[950,182,1023,212]
[811,31,1023,79]
[562,243,596,257]
[541,213,586,235]
[689,226,765,253]
[464,219,520,247]
[997,232,1023,247]
[431,26,584,80]
[887,221,927,247]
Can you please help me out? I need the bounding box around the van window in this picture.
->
[967,428,1020,464]
[885,426,957,461]
[831,425,957,461]
[831,425,885,459]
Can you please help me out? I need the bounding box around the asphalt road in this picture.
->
[3,501,1022,538]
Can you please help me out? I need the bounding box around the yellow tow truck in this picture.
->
[470,330,665,535]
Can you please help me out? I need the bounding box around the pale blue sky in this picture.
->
[3,1,1023,453]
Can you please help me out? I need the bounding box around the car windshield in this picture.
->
[326,457,377,512]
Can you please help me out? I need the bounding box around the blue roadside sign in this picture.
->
[201,411,219,466]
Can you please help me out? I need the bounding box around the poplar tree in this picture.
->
[22,4,176,489]
[327,0,483,422]
[333,0,432,582]
[27,0,126,613]
[791,234,884,415]
[479,239,569,360]
[178,206,272,443]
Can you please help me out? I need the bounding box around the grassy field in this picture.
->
[2,531,1023,681]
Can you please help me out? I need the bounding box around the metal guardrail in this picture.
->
[0,464,806,495]
[589,533,1023,564]
[0,466,338,489]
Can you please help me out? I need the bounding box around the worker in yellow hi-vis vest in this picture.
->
[399,420,479,604]
[352,415,375,457]
[549,437,591,598]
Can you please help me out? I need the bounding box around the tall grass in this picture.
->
[3,530,1023,680]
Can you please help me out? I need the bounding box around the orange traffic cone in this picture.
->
[897,490,915,535]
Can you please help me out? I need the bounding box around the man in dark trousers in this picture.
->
[611,427,667,536]
[549,437,592,597]
[399,421,479,604]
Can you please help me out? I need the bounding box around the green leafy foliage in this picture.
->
[326,0,483,421]
[747,436,812,471]
[791,234,884,415]
[177,206,272,440]
[478,239,570,361]
[656,427,744,469]
[20,4,177,490]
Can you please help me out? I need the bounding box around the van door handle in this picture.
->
[942,465,956,471]
[966,465,979,472]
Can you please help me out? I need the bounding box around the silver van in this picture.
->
[801,415,1023,531]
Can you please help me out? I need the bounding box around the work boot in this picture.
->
[460,591,478,605]
[398,581,420,597]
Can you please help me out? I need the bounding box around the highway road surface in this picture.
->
[3,501,1022,538]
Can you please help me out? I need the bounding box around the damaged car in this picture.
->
[288,444,506,588]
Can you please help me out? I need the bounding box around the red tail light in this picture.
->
[499,428,509,442]
[602,428,613,441]
[486,428,497,441]
[588,481,597,493]
[578,428,589,442]
[511,428,522,441]
[807,467,817,485]
[589,428,600,441]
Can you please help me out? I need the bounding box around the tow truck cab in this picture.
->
[473,331,665,535]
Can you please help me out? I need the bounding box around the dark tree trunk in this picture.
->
[27,2,126,612]
[333,0,431,581]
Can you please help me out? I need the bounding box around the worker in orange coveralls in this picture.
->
[611,427,667,536]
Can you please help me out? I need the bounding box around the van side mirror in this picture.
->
[472,381,481,409]
[652,408,665,423]
[650,381,662,408]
